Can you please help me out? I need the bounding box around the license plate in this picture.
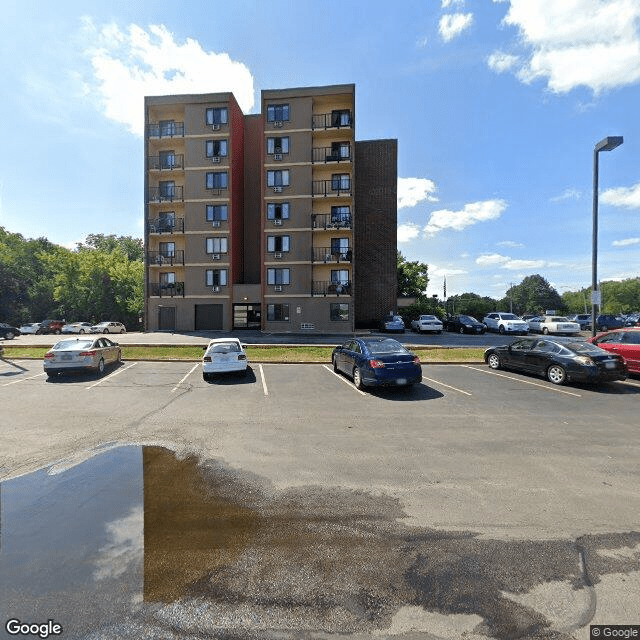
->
[396,378,407,385]
[605,361,615,369]
[62,354,73,361]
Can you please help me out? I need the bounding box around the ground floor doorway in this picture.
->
[233,304,261,329]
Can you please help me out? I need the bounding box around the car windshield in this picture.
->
[423,316,437,320]
[208,342,241,354]
[460,316,478,323]
[501,314,519,320]
[53,340,94,350]
[551,317,569,322]
[392,316,403,322]
[367,339,408,355]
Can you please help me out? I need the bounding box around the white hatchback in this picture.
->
[202,338,248,380]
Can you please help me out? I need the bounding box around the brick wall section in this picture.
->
[354,139,398,327]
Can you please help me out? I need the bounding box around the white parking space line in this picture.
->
[171,363,199,392]
[621,378,640,389]
[461,365,582,397]
[87,362,138,389]
[421,375,472,396]
[322,365,367,396]
[258,364,269,396]
[1,372,45,386]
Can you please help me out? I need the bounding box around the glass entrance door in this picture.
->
[233,305,261,329]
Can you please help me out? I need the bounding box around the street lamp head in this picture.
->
[595,136,623,152]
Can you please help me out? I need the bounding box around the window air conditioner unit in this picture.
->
[274,218,283,225]
[274,252,283,258]
[274,153,283,161]
[274,285,283,291]
[211,156,221,163]
[274,121,283,128]
[273,186,282,193]
[212,220,221,227]
[211,124,221,131]
[212,253,221,260]
[212,285,220,292]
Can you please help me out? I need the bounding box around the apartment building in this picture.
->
[144,84,396,333]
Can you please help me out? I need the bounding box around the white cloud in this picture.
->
[487,51,520,73]
[93,506,143,581]
[442,0,465,7]
[397,177,438,209]
[424,199,507,236]
[497,240,524,248]
[397,223,422,243]
[476,253,509,266]
[439,13,474,42]
[416,36,429,48]
[490,0,640,94]
[83,21,255,135]
[550,188,582,202]
[476,253,564,271]
[601,183,640,209]
[501,258,548,270]
[612,237,640,246]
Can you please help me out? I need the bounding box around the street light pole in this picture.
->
[592,136,623,337]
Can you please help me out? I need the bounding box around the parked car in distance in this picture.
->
[43,337,122,378]
[445,314,485,334]
[38,319,65,335]
[623,312,640,327]
[202,338,248,379]
[19,323,44,334]
[482,312,529,335]
[380,315,405,333]
[588,328,640,374]
[484,337,627,385]
[62,322,95,334]
[332,337,422,390]
[595,314,625,332]
[411,315,443,334]
[91,321,127,334]
[568,314,592,330]
[0,322,21,339]
[527,315,581,335]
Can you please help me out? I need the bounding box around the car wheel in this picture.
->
[498,325,505,334]
[542,327,549,335]
[203,372,211,381]
[46,371,58,379]
[3,331,14,340]
[54,329,61,335]
[459,327,465,334]
[79,329,85,334]
[96,358,105,377]
[600,325,608,332]
[353,367,364,390]
[104,328,110,334]
[487,353,501,370]
[333,355,339,373]
[547,364,566,385]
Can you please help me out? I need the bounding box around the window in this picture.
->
[206,172,228,189]
[267,236,290,252]
[267,104,290,122]
[267,137,289,154]
[267,304,290,321]
[159,120,177,136]
[331,141,351,159]
[159,150,176,169]
[159,242,175,257]
[267,170,290,187]
[331,173,351,191]
[159,181,176,198]
[160,272,176,285]
[206,237,228,254]
[205,107,228,125]
[206,140,228,157]
[330,303,349,321]
[267,202,290,220]
[331,206,350,224]
[331,109,351,127]
[206,269,228,286]
[206,205,228,222]
[158,211,175,231]
[331,238,350,259]
[331,269,349,285]
[267,268,290,285]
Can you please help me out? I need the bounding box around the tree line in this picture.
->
[0,227,143,328]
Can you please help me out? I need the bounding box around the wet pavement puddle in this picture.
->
[1,445,639,639]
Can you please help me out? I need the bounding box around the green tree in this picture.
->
[77,234,144,262]
[501,275,565,315]
[397,251,429,299]
[445,293,498,320]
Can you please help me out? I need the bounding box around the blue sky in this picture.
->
[1,0,639,299]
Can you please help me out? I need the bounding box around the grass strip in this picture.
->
[1,344,485,363]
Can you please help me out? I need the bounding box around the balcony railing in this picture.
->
[148,155,184,171]
[147,250,185,266]
[312,112,353,130]
[147,186,184,203]
[312,179,352,197]
[312,247,352,263]
[147,122,185,138]
[311,213,352,229]
[148,217,184,233]
[312,147,351,163]
[149,282,185,297]
[312,280,352,296]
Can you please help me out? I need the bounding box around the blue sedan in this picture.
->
[331,337,422,390]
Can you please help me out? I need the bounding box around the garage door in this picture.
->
[195,304,223,330]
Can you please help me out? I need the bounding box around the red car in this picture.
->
[588,328,640,374]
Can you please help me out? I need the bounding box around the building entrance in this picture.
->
[233,304,261,329]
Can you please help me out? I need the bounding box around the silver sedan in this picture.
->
[43,337,122,378]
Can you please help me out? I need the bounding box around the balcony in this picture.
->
[312,146,351,164]
[148,155,184,171]
[147,186,184,203]
[312,179,352,198]
[312,247,352,263]
[311,213,352,230]
[149,282,185,298]
[148,217,184,233]
[147,250,185,266]
[312,112,353,130]
[147,122,185,138]
[312,280,352,296]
